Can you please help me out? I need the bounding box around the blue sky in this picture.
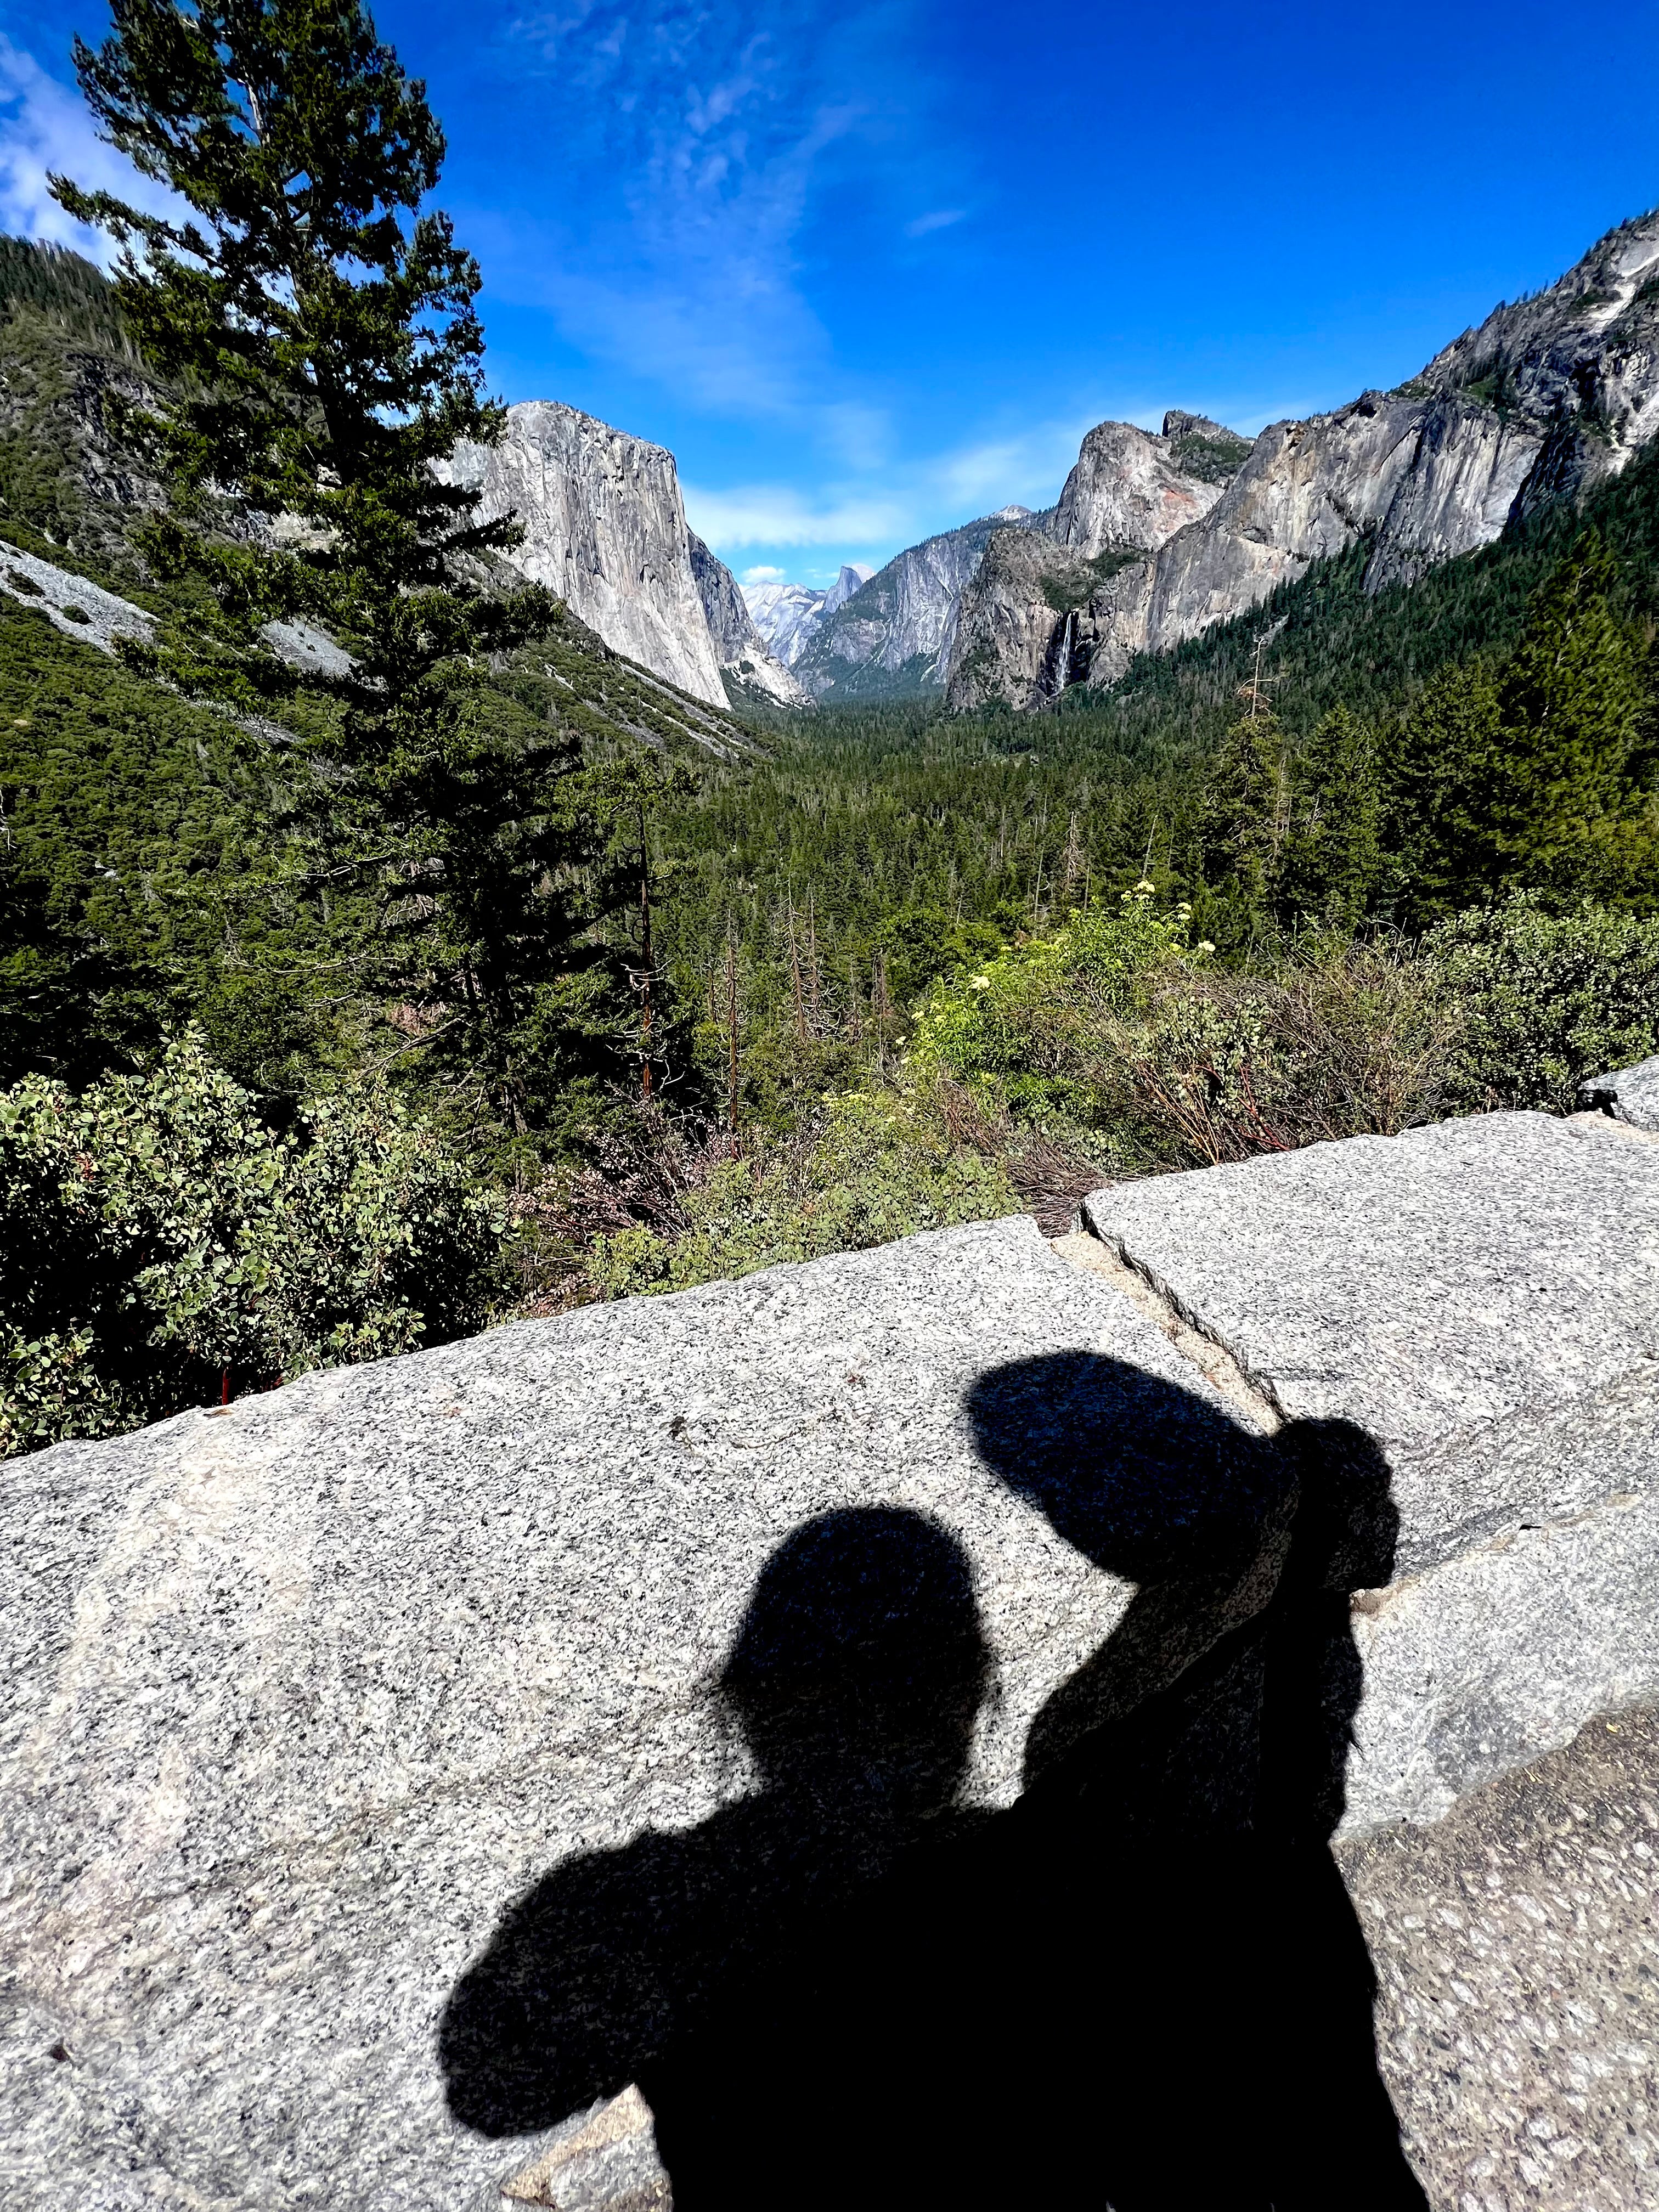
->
[3,0,1658,586]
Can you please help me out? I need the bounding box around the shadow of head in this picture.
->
[719,1506,992,1818]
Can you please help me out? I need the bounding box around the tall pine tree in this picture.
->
[1385,660,1506,927]
[52,0,619,1134]
[1493,529,1651,893]
[1197,694,1289,945]
[1273,705,1383,932]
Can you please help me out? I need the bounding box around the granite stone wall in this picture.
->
[3,1103,1655,2208]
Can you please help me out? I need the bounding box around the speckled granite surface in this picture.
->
[1084,1112,1659,1577]
[3,1113,1657,2210]
[1581,1052,1659,1133]
[1345,1705,1659,2211]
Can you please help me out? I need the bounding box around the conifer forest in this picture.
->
[3,0,1656,1452]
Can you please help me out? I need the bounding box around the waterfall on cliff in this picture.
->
[1052,611,1075,699]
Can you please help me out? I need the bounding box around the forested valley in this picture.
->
[3,4,1656,1456]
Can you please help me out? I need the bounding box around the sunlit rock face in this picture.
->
[742,565,874,669]
[944,424,1221,713]
[946,209,1659,712]
[1049,421,1227,559]
[8,1109,1658,2207]
[440,400,728,707]
[791,509,1045,701]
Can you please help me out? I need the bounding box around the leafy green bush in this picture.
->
[907,890,1458,1165]
[588,1090,1019,1299]
[907,889,1195,1126]
[1,1031,506,1457]
[1109,948,1458,1164]
[1426,895,1659,1113]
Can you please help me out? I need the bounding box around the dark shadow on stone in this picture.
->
[964,1355,1429,2209]
[438,1505,998,2204]
[442,1362,1429,2210]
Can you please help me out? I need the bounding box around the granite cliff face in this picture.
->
[791,506,1045,699]
[743,563,873,668]
[945,420,1238,712]
[945,210,1659,712]
[686,532,812,708]
[439,400,730,708]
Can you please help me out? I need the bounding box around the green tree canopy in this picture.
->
[1273,704,1384,931]
[1492,530,1651,890]
[50,0,643,1133]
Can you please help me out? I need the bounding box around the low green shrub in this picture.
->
[906,888,1195,1126]
[906,889,1454,1163]
[1426,895,1659,1113]
[587,1090,1020,1299]
[1107,947,1459,1165]
[1,1031,506,1457]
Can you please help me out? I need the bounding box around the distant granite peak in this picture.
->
[944,208,1659,710]
[742,565,875,668]
[775,514,1048,702]
[439,400,727,706]
[823,562,874,616]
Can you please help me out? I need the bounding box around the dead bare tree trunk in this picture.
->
[788,901,809,1045]
[1061,811,1083,904]
[637,804,653,1101]
[806,884,822,1028]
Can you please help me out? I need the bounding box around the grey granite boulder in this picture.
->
[1083,1110,1659,1839]
[1581,1049,1659,1132]
[0,1218,1289,2211]
[5,1111,1658,2209]
[1344,1704,1659,2208]
[1084,1111,1659,1576]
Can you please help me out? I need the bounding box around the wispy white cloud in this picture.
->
[926,416,1101,511]
[478,3,918,422]
[684,415,1082,555]
[0,38,177,266]
[684,390,1275,566]
[741,563,787,582]
[904,206,964,237]
[684,480,913,549]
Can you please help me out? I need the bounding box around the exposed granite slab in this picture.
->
[1341,1705,1659,2210]
[1342,1489,1659,1834]
[0,1216,1287,2212]
[1581,1051,1659,1133]
[1083,1111,1659,1577]
[9,1113,1659,2208]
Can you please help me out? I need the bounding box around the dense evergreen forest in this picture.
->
[648,437,1659,1114]
[2,0,1656,1453]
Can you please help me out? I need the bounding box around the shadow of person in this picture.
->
[966,1352,1430,2212]
[439,1504,997,2209]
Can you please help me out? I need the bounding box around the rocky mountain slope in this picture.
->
[788,505,1045,701]
[946,211,1659,712]
[440,401,802,711]
[687,530,812,708]
[945,421,1243,712]
[743,563,873,668]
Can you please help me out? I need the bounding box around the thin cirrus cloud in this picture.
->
[904,206,964,236]
[683,481,915,550]
[683,410,1107,551]
[0,37,179,263]
[478,1,920,421]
